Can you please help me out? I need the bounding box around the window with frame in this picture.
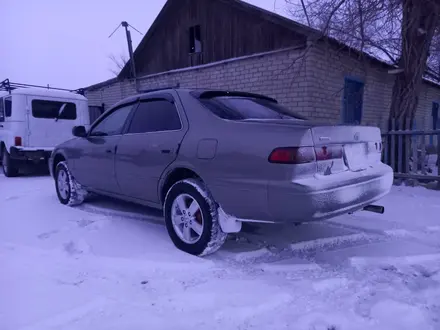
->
[0,99,4,122]
[90,104,133,136]
[189,25,202,53]
[89,105,104,124]
[32,99,77,120]
[5,97,12,117]
[430,101,439,145]
[342,78,364,125]
[127,99,182,134]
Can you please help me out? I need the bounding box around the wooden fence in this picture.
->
[382,123,440,184]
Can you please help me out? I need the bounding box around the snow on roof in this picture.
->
[0,88,87,101]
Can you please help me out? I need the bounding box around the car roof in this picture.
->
[112,88,277,108]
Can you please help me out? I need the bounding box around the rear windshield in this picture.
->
[32,99,77,120]
[199,96,307,120]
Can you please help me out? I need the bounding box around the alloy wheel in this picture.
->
[57,169,70,200]
[171,193,204,244]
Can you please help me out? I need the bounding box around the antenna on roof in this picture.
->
[108,21,143,92]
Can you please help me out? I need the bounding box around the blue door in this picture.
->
[342,78,364,125]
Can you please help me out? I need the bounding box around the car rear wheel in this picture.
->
[1,148,19,177]
[55,161,88,206]
[164,179,227,256]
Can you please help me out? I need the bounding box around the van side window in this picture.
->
[32,100,77,120]
[0,99,4,122]
[5,97,12,117]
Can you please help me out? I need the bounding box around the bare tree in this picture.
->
[108,54,129,76]
[287,0,440,124]
[286,0,440,169]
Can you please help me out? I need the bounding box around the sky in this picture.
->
[1,0,288,90]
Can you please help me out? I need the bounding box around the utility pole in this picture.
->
[121,21,137,82]
[109,21,143,92]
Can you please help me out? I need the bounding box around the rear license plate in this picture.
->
[344,143,367,171]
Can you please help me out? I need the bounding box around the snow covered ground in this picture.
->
[1,170,440,330]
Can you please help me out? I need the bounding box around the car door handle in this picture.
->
[106,149,113,154]
[0,125,3,128]
[161,149,172,154]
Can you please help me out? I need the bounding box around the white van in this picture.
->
[0,87,90,177]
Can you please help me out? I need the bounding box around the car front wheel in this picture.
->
[164,179,227,256]
[55,161,88,206]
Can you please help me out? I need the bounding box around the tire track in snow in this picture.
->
[77,203,164,226]
[216,231,384,276]
[327,219,440,250]
[17,298,111,330]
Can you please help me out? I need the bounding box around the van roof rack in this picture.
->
[0,79,85,96]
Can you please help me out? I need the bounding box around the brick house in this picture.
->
[85,0,440,133]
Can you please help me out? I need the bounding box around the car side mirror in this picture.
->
[72,125,87,138]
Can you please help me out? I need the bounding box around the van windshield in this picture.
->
[199,96,307,120]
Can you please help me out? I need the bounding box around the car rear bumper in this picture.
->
[267,163,394,223]
[10,147,53,162]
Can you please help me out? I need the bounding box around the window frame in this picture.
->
[0,98,4,122]
[88,102,137,137]
[341,76,364,125]
[31,99,77,120]
[125,96,183,135]
[189,24,202,54]
[4,96,12,118]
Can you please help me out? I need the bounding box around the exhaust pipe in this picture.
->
[363,204,385,214]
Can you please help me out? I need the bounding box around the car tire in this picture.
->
[55,161,88,206]
[164,179,228,256]
[1,148,19,177]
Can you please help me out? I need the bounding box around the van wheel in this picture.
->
[164,179,227,256]
[55,161,88,206]
[2,149,19,177]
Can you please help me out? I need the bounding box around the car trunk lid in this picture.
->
[310,125,382,172]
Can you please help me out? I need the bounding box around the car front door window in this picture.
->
[90,104,133,136]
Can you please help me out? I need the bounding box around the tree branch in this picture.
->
[300,0,311,26]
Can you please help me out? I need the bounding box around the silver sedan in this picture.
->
[49,89,393,256]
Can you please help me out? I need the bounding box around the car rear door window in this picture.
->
[32,100,77,120]
[127,99,181,134]
[89,104,133,136]
[201,96,306,120]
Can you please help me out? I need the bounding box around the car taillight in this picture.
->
[268,147,315,164]
[314,145,343,161]
[14,136,22,146]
